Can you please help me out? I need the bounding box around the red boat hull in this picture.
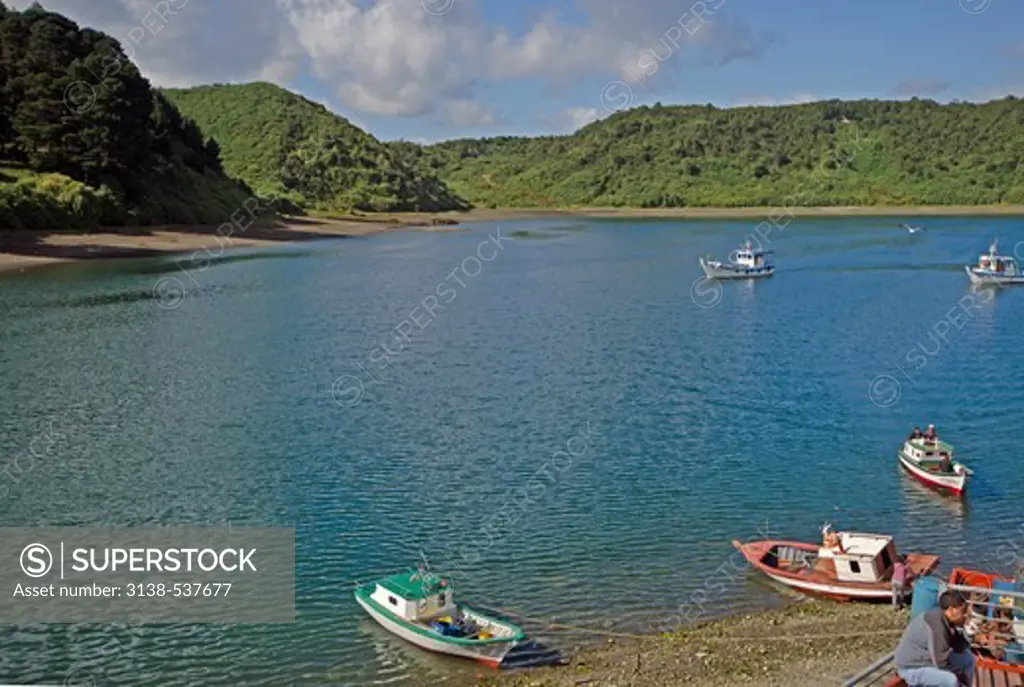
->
[900,460,965,496]
[733,539,940,602]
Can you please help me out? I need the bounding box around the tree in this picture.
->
[10,8,81,171]
[0,2,12,154]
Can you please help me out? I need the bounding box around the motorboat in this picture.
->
[354,568,524,667]
[733,524,940,602]
[699,240,774,279]
[966,240,1024,285]
[898,426,972,496]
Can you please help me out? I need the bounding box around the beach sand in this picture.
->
[0,214,470,274]
[3,204,1023,274]
[485,601,905,687]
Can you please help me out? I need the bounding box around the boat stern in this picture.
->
[907,553,942,578]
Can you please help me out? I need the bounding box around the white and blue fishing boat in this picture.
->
[354,568,524,667]
[965,240,1024,285]
[700,240,774,280]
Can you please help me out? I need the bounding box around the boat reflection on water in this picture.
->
[898,472,970,519]
[353,612,564,683]
[354,617,491,683]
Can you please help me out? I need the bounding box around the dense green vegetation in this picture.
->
[420,99,1024,207]
[162,83,466,213]
[3,0,1023,235]
[0,1,254,231]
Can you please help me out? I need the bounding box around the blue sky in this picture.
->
[14,0,1024,142]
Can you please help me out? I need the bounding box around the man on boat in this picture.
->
[891,555,915,611]
[894,590,975,687]
[923,424,937,444]
[910,426,923,440]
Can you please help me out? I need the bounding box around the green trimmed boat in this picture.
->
[354,570,525,667]
[899,428,972,497]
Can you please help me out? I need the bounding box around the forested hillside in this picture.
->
[420,99,1024,208]
[162,83,467,213]
[0,2,256,230]
[3,0,1022,235]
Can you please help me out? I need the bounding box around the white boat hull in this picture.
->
[758,569,893,600]
[898,449,967,495]
[700,258,775,280]
[965,266,1024,285]
[355,594,515,666]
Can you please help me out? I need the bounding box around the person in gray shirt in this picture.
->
[894,590,975,686]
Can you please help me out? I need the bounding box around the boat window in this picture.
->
[849,561,861,574]
[438,593,446,605]
[388,596,398,606]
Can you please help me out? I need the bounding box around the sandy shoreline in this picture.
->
[486,601,904,687]
[0,214,470,274]
[3,204,1023,274]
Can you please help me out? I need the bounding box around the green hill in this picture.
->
[162,83,466,213]
[0,2,256,231]
[421,98,1024,208]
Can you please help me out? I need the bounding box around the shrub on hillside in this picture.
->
[0,173,123,230]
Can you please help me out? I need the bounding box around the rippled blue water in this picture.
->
[0,216,1022,685]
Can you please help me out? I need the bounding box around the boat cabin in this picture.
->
[818,532,897,583]
[369,571,455,622]
[977,243,1021,275]
[905,438,955,469]
[734,241,774,269]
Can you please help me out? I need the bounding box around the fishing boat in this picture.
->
[699,240,774,279]
[354,569,524,667]
[733,524,940,601]
[898,426,972,496]
[965,240,1024,285]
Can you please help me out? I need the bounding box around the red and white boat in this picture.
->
[733,526,940,602]
[898,427,972,496]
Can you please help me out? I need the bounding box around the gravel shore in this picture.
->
[487,601,906,686]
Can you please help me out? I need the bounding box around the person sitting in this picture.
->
[939,453,952,473]
[910,426,923,440]
[822,526,843,552]
[894,590,975,687]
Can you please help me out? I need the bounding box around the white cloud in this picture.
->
[9,0,303,88]
[12,0,776,122]
[444,100,497,127]
[561,107,610,131]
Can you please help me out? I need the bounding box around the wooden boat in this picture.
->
[733,526,940,601]
[354,570,524,667]
[966,240,1024,285]
[947,566,1024,678]
[899,428,972,496]
[699,240,774,279]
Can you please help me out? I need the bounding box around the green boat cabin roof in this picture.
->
[376,571,450,601]
[908,438,954,453]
